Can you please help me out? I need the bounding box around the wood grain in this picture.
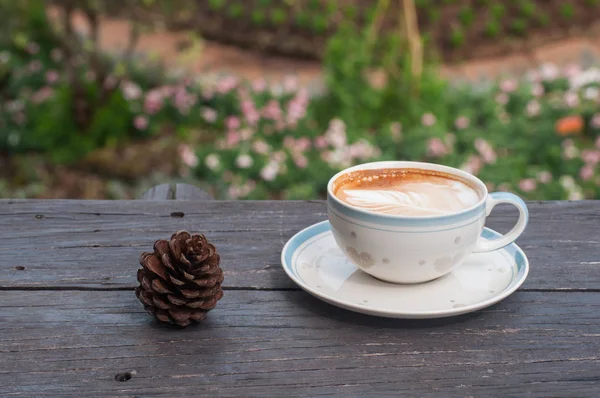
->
[1,200,599,290]
[0,290,599,397]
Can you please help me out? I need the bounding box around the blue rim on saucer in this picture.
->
[281,221,529,319]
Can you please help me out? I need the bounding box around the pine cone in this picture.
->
[135,231,224,327]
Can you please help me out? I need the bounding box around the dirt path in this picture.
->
[64,11,600,88]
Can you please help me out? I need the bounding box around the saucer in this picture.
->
[281,221,529,319]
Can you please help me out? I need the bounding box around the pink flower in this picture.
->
[474,138,497,164]
[563,63,582,79]
[564,91,580,108]
[454,116,470,130]
[240,128,254,141]
[27,60,42,73]
[262,100,283,121]
[537,171,552,184]
[178,144,199,167]
[50,48,63,62]
[201,107,217,123]
[495,92,509,105]
[390,122,402,141]
[134,115,148,130]
[421,113,436,127]
[144,90,163,115]
[500,79,517,93]
[31,87,54,104]
[283,136,295,149]
[104,75,117,90]
[225,116,241,130]
[531,83,544,97]
[174,88,197,115]
[296,137,311,152]
[582,150,600,165]
[236,154,253,169]
[325,119,347,148]
[526,100,541,117]
[426,138,448,158]
[461,155,483,175]
[590,113,600,129]
[294,154,308,169]
[13,112,26,126]
[46,70,59,85]
[252,78,267,93]
[122,81,142,100]
[226,131,241,147]
[228,185,242,200]
[283,75,298,93]
[252,140,270,155]
[241,100,260,125]
[26,42,39,55]
[579,165,594,181]
[315,136,328,149]
[216,75,238,94]
[519,178,537,192]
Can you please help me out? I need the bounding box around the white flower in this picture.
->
[324,118,347,148]
[205,154,220,170]
[569,67,600,90]
[178,145,199,168]
[0,51,10,64]
[584,87,599,101]
[559,175,576,190]
[568,191,584,200]
[236,154,253,169]
[260,160,280,181]
[526,100,541,117]
[121,81,142,100]
[540,63,559,81]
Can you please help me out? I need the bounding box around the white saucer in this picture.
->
[281,221,529,319]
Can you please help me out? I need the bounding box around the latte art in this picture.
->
[334,169,481,216]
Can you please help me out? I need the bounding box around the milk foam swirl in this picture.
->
[339,180,480,216]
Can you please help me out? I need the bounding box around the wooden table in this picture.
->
[1,199,599,397]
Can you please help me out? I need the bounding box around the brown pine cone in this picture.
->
[135,231,224,327]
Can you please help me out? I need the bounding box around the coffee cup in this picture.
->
[326,161,529,284]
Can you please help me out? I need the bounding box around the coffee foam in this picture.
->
[333,168,481,216]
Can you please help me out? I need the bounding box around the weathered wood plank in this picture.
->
[0,200,599,290]
[0,290,599,396]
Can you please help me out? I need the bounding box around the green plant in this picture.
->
[509,18,527,36]
[458,6,474,27]
[252,10,266,25]
[585,0,600,6]
[227,2,244,18]
[484,20,500,37]
[490,3,505,19]
[270,8,287,25]
[343,4,358,19]
[519,1,536,18]
[560,3,575,19]
[536,12,550,27]
[295,12,310,28]
[208,0,226,10]
[258,0,271,6]
[311,15,329,35]
[450,26,465,47]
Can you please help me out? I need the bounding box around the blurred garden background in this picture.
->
[1,0,600,200]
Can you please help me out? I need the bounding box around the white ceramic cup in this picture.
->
[327,161,529,284]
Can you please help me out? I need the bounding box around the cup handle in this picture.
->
[472,192,529,253]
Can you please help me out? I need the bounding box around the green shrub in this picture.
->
[560,4,576,19]
[208,0,226,11]
[519,1,536,18]
[450,26,465,47]
[490,3,506,19]
[509,18,528,36]
[227,2,244,18]
[252,10,266,25]
[484,20,501,37]
[458,7,475,27]
[270,8,287,25]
